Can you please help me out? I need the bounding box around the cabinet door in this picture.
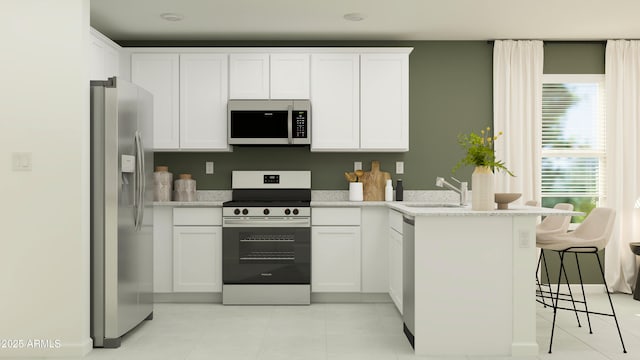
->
[270,53,310,99]
[89,31,120,80]
[173,226,222,292]
[180,54,230,150]
[311,226,361,292]
[132,53,180,149]
[310,54,360,151]
[361,207,389,293]
[389,228,403,314]
[360,53,409,151]
[229,53,269,99]
[153,207,173,293]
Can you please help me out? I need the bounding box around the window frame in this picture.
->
[540,74,606,224]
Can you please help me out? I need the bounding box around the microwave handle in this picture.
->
[287,104,293,144]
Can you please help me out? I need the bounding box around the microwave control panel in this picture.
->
[294,111,308,138]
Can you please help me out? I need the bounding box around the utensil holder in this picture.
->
[349,182,363,201]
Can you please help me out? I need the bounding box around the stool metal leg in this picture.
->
[548,251,566,353]
[595,252,627,353]
[536,250,550,307]
[561,258,582,328]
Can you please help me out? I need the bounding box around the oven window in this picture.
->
[223,226,311,284]
[239,232,296,263]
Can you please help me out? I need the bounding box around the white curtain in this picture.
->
[493,40,544,204]
[605,40,640,293]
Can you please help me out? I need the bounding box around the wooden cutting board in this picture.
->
[361,161,391,201]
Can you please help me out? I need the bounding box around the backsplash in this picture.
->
[194,190,459,203]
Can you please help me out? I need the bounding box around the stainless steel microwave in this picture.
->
[228,100,311,145]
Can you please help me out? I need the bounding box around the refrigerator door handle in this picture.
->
[138,132,146,228]
[133,131,143,231]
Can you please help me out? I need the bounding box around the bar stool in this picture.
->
[535,203,574,310]
[537,207,626,353]
[630,242,640,301]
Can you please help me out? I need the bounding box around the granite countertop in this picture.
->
[388,203,583,217]
[153,200,225,207]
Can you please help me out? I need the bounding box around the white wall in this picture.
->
[0,0,92,357]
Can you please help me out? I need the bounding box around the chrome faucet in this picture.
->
[435,177,468,205]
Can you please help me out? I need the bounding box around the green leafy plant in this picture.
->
[453,127,514,176]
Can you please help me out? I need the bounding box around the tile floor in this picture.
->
[78,293,640,359]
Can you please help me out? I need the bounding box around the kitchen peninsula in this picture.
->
[387,203,580,357]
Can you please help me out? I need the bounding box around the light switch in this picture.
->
[206,161,214,174]
[12,152,32,171]
[354,162,362,171]
[396,161,404,174]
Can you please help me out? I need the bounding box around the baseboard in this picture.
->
[537,283,607,295]
[311,292,392,303]
[153,292,392,304]
[154,292,222,303]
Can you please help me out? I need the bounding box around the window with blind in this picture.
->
[541,74,606,222]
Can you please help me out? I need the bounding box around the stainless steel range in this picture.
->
[222,171,311,305]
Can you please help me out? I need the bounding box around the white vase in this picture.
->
[349,182,363,201]
[471,166,495,211]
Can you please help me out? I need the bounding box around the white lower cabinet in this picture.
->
[388,210,403,313]
[311,207,361,292]
[153,207,173,293]
[361,207,389,293]
[173,226,222,292]
[171,207,223,292]
[311,226,361,292]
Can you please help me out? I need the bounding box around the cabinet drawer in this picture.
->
[389,210,403,234]
[173,207,222,226]
[312,207,361,226]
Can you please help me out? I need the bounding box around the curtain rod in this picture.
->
[486,40,606,45]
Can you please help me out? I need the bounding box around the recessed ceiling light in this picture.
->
[160,13,184,22]
[343,13,365,22]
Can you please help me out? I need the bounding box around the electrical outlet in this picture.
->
[519,230,531,248]
[12,152,32,171]
[396,161,404,174]
[205,161,214,174]
[354,162,362,171]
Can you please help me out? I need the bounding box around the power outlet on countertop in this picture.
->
[396,161,404,174]
[205,161,214,175]
[354,162,362,171]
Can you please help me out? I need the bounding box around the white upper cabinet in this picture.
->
[230,53,310,99]
[270,53,310,99]
[180,54,229,150]
[229,53,270,99]
[89,28,120,80]
[360,53,409,151]
[132,52,230,151]
[131,53,180,149]
[129,47,410,151]
[310,53,360,151]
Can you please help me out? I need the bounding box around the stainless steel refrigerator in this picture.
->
[90,77,153,348]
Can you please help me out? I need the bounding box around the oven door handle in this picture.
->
[287,104,293,144]
[223,218,310,227]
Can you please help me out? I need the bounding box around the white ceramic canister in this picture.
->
[349,182,363,201]
[173,174,197,202]
[153,166,173,201]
